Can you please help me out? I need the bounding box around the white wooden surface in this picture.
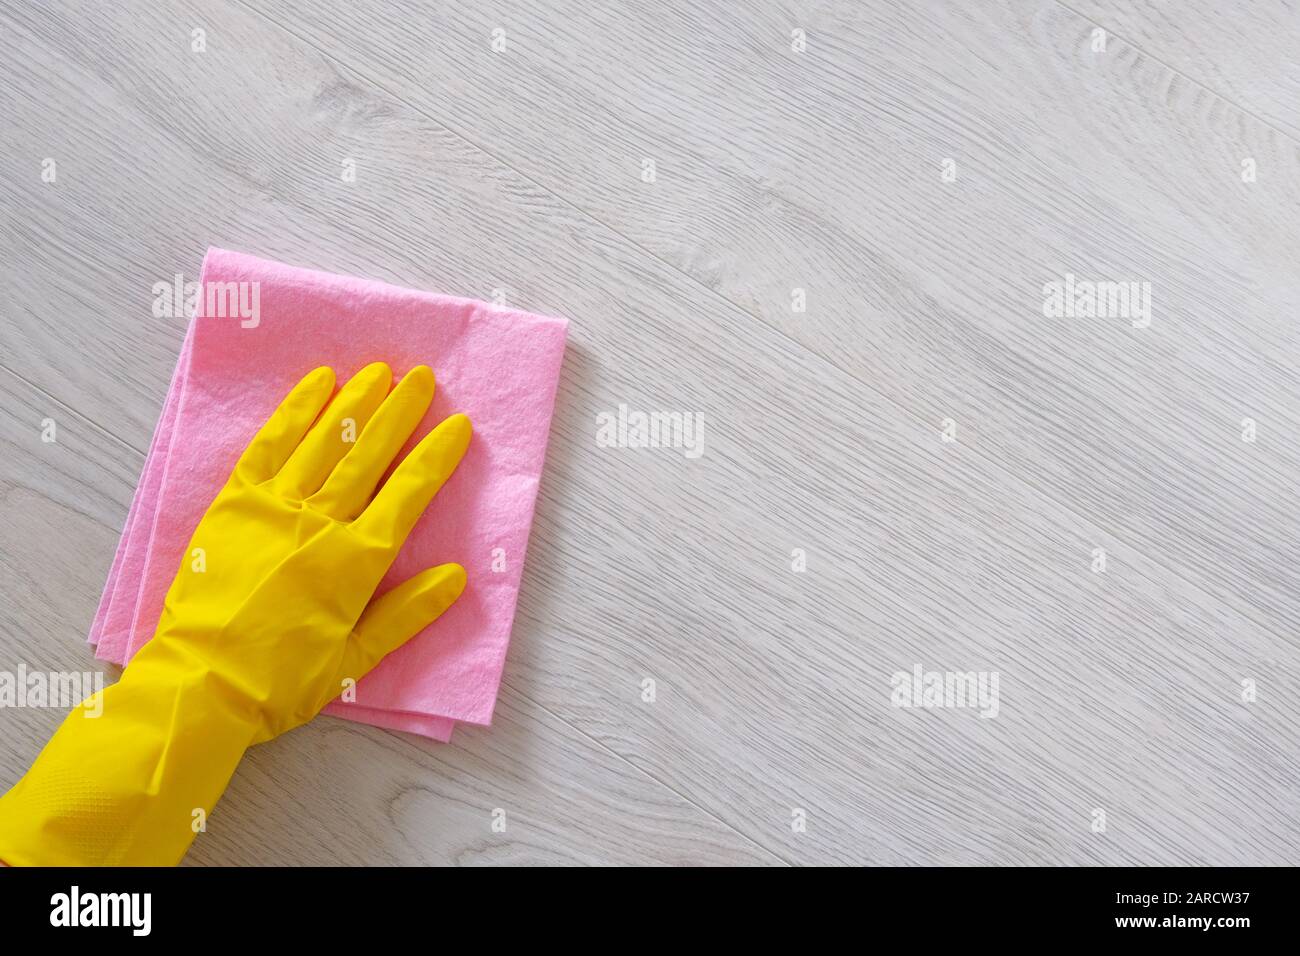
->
[0,0,1296,865]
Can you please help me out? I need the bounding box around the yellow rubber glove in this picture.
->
[0,362,471,865]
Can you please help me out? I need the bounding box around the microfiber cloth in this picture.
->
[88,248,568,742]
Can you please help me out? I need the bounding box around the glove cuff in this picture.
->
[0,663,254,866]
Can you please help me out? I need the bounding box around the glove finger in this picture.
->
[335,563,467,687]
[353,413,471,549]
[235,366,336,483]
[309,365,436,521]
[272,361,392,499]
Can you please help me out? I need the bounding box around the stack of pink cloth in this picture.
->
[89,248,568,741]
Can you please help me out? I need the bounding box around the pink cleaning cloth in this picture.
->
[87,248,568,741]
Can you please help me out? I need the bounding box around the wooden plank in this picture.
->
[1070,0,1300,138]
[243,0,1300,631]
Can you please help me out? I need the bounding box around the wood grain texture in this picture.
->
[0,0,1296,865]
[1069,0,1300,140]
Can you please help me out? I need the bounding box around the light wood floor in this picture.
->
[1,1,1297,865]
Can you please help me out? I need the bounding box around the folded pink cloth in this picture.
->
[88,248,567,741]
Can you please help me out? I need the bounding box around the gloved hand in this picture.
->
[0,362,471,865]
